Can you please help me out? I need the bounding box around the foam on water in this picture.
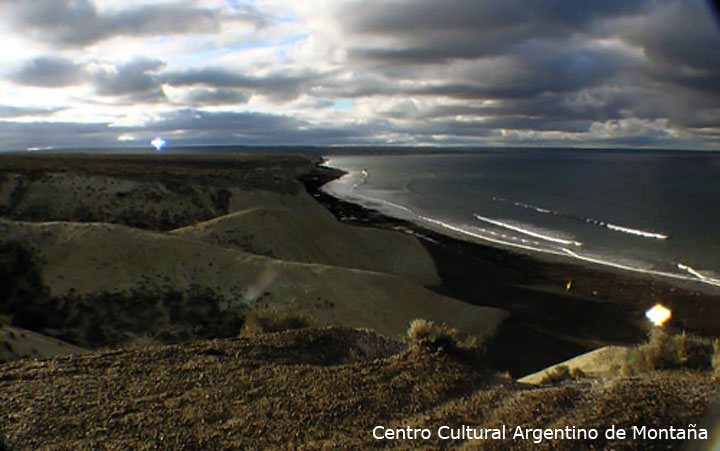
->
[493,197,557,215]
[322,165,720,289]
[603,222,668,240]
[494,196,669,241]
[473,213,582,247]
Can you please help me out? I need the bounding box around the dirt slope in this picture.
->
[0,218,507,348]
[0,328,715,450]
[0,324,84,363]
[171,206,440,286]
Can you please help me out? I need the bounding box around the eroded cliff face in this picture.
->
[0,217,505,350]
[0,155,439,285]
[0,171,234,229]
[0,154,507,359]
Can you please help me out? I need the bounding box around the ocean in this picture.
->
[322,149,720,288]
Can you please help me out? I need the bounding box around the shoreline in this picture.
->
[301,162,720,375]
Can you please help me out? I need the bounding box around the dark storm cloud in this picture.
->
[610,0,720,115]
[422,92,626,122]
[91,58,165,97]
[405,45,628,100]
[4,0,222,46]
[0,105,64,118]
[343,0,650,63]
[11,56,86,87]
[143,109,298,133]
[2,0,719,149]
[617,0,720,72]
[0,119,119,150]
[329,0,720,145]
[162,68,318,101]
[177,88,252,106]
[0,110,378,150]
[10,55,170,102]
[345,0,649,34]
[140,109,380,144]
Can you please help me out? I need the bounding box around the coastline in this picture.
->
[301,162,720,375]
[2,154,719,449]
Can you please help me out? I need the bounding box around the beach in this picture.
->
[304,161,720,375]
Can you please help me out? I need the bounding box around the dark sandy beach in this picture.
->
[302,163,720,376]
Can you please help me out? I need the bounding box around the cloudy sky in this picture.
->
[0,0,719,151]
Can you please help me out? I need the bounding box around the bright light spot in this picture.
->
[151,137,166,151]
[645,304,672,326]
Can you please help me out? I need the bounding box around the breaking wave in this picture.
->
[323,168,718,288]
[473,214,582,247]
[493,197,556,215]
[494,197,669,241]
[601,222,668,240]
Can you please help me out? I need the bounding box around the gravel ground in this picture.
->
[0,327,717,450]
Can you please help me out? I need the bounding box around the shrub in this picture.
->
[240,304,316,336]
[713,339,720,380]
[622,329,715,375]
[405,318,480,353]
[124,333,162,349]
[539,365,585,385]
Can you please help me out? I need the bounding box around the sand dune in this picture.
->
[170,206,440,286]
[0,218,508,347]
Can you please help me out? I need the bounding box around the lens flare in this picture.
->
[151,137,166,151]
[645,303,672,326]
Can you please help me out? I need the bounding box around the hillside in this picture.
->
[0,218,506,349]
[170,206,440,286]
[0,153,506,355]
[0,327,716,450]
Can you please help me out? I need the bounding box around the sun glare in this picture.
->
[151,136,166,151]
[645,303,672,326]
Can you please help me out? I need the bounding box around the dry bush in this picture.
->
[713,339,720,380]
[406,318,480,353]
[622,329,715,375]
[240,304,316,337]
[124,333,162,349]
[538,365,586,385]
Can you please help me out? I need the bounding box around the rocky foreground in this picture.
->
[0,327,717,450]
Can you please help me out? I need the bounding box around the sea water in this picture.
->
[322,149,720,287]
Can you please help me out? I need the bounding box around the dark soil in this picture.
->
[0,327,716,450]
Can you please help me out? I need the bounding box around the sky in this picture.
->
[0,0,719,151]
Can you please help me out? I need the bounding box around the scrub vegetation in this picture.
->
[239,303,316,336]
[405,318,480,354]
[538,365,586,385]
[622,329,716,375]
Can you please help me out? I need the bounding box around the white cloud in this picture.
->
[0,0,718,150]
